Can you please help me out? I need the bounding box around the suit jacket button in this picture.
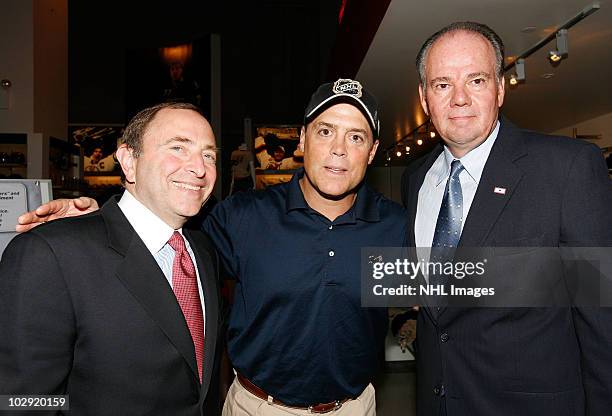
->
[440,332,449,343]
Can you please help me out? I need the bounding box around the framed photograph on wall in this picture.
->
[68,125,123,176]
[253,125,303,189]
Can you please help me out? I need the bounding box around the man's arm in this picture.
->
[16,197,99,232]
[0,232,76,395]
[561,144,612,415]
[200,194,251,279]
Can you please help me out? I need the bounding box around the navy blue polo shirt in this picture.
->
[202,169,407,406]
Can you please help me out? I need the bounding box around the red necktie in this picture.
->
[168,231,204,382]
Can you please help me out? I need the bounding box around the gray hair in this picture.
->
[416,21,505,90]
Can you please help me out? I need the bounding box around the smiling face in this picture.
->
[419,30,505,158]
[116,108,217,229]
[298,103,378,215]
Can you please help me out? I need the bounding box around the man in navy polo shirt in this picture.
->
[16,80,407,415]
[207,79,406,415]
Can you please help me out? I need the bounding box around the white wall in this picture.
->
[0,0,34,134]
[552,111,612,151]
[0,0,68,179]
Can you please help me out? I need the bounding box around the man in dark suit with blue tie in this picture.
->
[401,22,612,416]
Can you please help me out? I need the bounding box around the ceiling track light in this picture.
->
[510,58,526,86]
[515,58,526,80]
[549,29,569,65]
[502,3,599,80]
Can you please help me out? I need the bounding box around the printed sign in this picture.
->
[0,180,52,257]
[0,182,27,233]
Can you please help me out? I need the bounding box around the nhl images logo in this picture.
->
[332,79,363,98]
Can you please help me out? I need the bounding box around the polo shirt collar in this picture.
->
[350,182,380,222]
[286,168,310,212]
[286,168,380,222]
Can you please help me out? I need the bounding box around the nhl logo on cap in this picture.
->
[332,79,363,98]
[304,78,380,138]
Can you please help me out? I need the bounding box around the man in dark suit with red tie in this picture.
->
[0,102,222,415]
[401,22,612,416]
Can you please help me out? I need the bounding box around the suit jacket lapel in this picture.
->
[410,120,527,319]
[459,118,527,247]
[437,119,527,319]
[185,228,219,400]
[101,199,201,382]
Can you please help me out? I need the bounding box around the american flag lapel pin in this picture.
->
[494,187,507,195]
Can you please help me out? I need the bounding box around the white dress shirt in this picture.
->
[415,121,500,262]
[118,190,205,337]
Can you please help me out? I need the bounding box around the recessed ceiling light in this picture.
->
[541,73,555,79]
[521,26,537,33]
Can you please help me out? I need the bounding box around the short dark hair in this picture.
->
[416,21,505,90]
[122,102,202,157]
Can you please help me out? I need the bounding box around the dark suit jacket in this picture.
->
[401,118,612,416]
[0,196,222,415]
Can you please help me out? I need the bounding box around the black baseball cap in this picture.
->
[303,78,380,138]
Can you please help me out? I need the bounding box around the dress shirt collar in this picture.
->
[285,167,379,222]
[118,189,182,255]
[434,120,500,187]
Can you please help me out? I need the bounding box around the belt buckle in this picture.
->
[308,400,342,414]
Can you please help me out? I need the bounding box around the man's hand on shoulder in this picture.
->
[16,197,100,233]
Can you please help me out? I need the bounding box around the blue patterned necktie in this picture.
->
[430,160,465,298]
